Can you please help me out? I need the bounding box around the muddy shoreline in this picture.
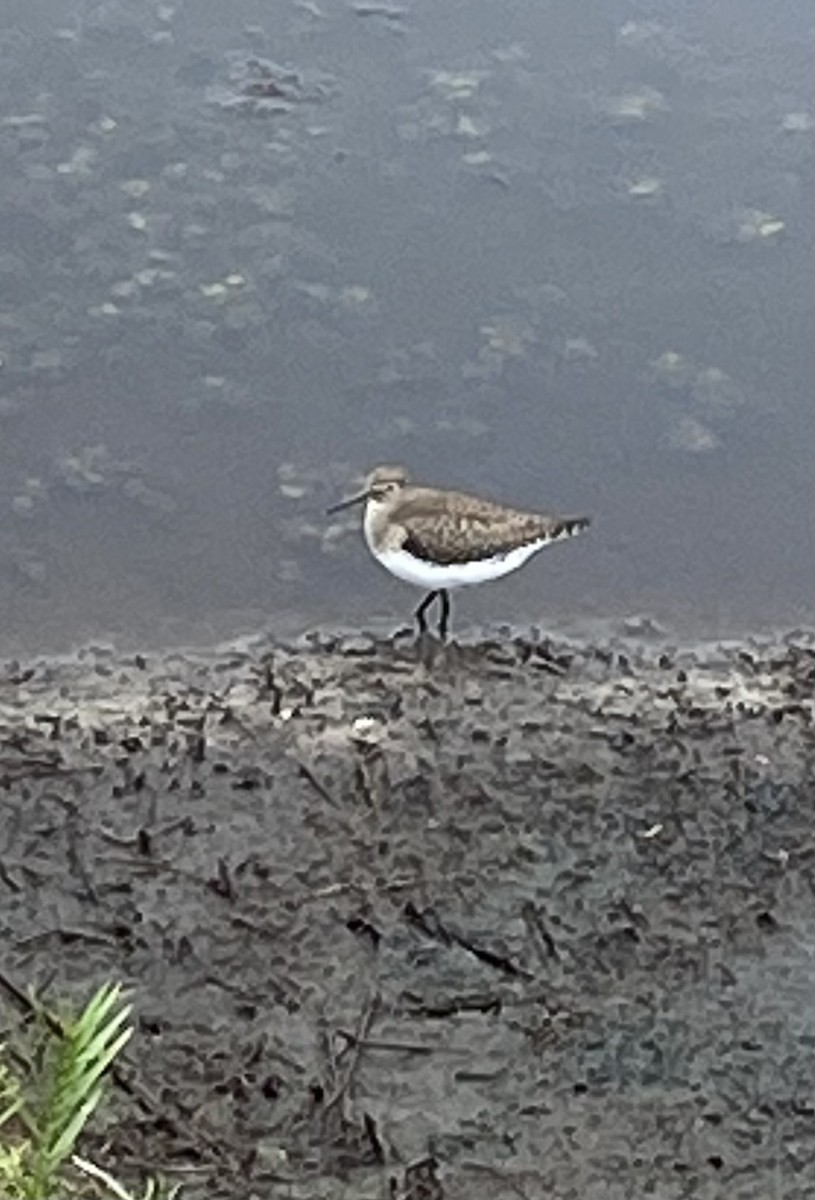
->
[1,627,814,1198]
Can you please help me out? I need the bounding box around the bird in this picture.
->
[327,465,590,640]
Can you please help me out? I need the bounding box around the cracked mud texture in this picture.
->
[1,629,814,1198]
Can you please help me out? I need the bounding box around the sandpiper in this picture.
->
[328,465,590,639]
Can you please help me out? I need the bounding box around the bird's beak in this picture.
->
[326,487,369,515]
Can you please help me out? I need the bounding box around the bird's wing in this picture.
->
[400,507,588,566]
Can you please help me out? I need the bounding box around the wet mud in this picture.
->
[1,628,814,1198]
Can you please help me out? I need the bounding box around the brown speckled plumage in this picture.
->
[364,468,589,562]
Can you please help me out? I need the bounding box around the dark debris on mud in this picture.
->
[1,629,815,1199]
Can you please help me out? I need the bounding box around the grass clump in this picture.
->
[0,980,177,1199]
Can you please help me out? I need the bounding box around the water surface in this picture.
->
[1,0,812,653]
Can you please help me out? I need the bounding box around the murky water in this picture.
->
[1,0,812,654]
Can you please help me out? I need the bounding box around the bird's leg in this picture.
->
[415,590,439,636]
[437,589,451,641]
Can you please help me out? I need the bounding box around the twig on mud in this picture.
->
[521,900,560,964]
[362,1110,386,1165]
[72,1155,138,1199]
[74,1153,209,1194]
[292,874,419,907]
[407,993,503,1019]
[296,760,340,808]
[15,926,121,951]
[531,649,568,676]
[64,807,99,904]
[92,853,197,878]
[322,991,381,1119]
[318,1020,340,1097]
[334,1028,436,1056]
[96,814,198,853]
[0,858,22,892]
[404,902,533,979]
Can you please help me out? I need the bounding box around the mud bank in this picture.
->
[1,628,814,1199]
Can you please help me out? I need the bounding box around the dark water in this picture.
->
[1,0,812,654]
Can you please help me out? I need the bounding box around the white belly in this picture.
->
[370,541,545,590]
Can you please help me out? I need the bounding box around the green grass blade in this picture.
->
[0,1093,25,1127]
[44,1083,103,1169]
[27,981,133,1191]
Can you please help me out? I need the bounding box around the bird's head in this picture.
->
[327,465,408,513]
